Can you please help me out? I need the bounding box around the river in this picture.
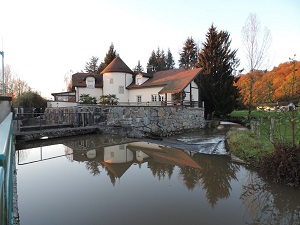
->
[15,122,300,225]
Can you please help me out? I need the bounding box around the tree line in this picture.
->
[0,65,31,100]
[236,61,300,107]
[0,65,48,108]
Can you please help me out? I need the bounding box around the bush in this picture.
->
[13,91,47,108]
[259,145,300,187]
[79,94,97,104]
[99,94,118,105]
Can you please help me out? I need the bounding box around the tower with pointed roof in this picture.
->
[101,57,134,102]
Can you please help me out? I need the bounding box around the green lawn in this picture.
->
[229,109,264,118]
[227,109,300,163]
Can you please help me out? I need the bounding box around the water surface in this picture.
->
[16,128,300,225]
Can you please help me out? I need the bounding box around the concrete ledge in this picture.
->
[20,123,74,132]
[15,126,100,142]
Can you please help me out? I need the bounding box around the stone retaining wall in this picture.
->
[45,105,205,137]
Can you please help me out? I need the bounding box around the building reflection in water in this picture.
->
[16,135,300,224]
[65,135,240,208]
[16,134,242,208]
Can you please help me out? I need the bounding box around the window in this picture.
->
[87,81,94,88]
[151,95,157,102]
[110,78,113,84]
[159,95,164,101]
[86,77,95,88]
[152,94,164,102]
[118,86,124,94]
[137,95,142,103]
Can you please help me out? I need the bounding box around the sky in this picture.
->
[1,0,300,99]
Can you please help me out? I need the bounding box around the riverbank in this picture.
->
[226,129,300,188]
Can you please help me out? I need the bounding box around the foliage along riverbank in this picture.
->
[226,109,300,188]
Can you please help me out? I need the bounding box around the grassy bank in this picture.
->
[226,129,274,164]
[226,109,300,187]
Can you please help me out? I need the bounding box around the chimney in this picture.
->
[147,65,153,73]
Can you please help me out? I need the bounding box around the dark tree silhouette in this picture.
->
[198,24,240,118]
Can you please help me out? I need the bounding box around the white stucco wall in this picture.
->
[75,87,103,102]
[74,72,199,104]
[103,72,132,102]
[135,74,149,85]
[103,144,133,163]
[128,86,165,103]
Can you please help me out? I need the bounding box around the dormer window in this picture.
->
[136,74,142,85]
[86,77,95,88]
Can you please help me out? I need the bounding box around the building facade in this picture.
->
[62,57,203,106]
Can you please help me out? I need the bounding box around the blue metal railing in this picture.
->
[0,112,14,225]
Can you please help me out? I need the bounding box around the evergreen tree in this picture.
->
[166,48,175,69]
[179,37,198,69]
[98,43,118,73]
[147,50,157,71]
[133,60,144,74]
[84,56,99,73]
[147,47,173,72]
[156,47,166,71]
[198,24,240,118]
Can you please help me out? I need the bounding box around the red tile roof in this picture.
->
[127,68,203,94]
[101,57,134,74]
[127,142,202,169]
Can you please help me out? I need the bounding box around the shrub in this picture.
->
[99,94,118,105]
[259,145,300,187]
[79,94,97,104]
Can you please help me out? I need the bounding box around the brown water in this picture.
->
[16,128,300,225]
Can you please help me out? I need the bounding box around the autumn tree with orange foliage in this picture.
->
[236,60,300,106]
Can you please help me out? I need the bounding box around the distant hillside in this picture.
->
[236,61,300,106]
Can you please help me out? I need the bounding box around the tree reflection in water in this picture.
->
[72,141,242,208]
[180,153,240,207]
[85,161,102,176]
[17,134,300,224]
[147,161,174,180]
[241,171,300,225]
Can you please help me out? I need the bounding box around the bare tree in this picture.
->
[242,13,272,119]
[1,64,30,97]
[14,76,31,97]
[4,64,13,94]
[64,70,73,92]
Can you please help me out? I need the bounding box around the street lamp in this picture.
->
[0,50,4,96]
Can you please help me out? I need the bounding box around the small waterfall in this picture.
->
[211,140,224,154]
[177,136,228,155]
[174,121,245,155]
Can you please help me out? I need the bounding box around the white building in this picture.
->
[70,56,203,106]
